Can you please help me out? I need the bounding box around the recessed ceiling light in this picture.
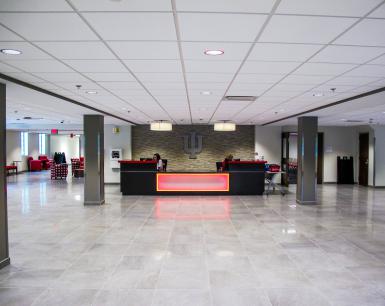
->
[312,93,324,97]
[200,91,212,95]
[1,49,22,55]
[204,49,224,56]
[341,119,347,121]
[86,90,97,94]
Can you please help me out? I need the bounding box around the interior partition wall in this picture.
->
[0,83,10,269]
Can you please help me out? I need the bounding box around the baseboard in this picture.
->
[296,199,317,205]
[84,199,105,205]
[0,257,10,269]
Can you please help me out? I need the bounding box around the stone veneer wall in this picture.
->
[132,125,255,171]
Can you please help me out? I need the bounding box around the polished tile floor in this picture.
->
[1,172,385,305]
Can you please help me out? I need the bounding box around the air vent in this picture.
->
[223,96,257,102]
[345,119,363,123]
[23,117,43,120]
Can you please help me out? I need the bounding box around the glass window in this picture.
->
[39,134,46,155]
[21,132,29,156]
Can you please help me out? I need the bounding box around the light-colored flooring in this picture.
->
[1,172,385,306]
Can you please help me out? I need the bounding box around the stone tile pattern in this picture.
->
[1,172,385,306]
[132,125,255,171]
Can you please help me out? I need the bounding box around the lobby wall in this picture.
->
[50,135,80,160]
[104,125,132,183]
[6,131,43,172]
[132,125,254,171]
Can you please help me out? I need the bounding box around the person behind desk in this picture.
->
[153,153,163,171]
[222,154,233,171]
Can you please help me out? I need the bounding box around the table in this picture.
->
[265,171,286,195]
[12,161,22,174]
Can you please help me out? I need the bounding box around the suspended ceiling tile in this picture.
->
[182,42,252,61]
[175,0,275,13]
[5,59,74,73]
[123,60,182,73]
[71,0,172,11]
[276,0,383,17]
[83,12,177,40]
[249,43,322,62]
[178,13,267,42]
[84,72,135,82]
[293,62,357,76]
[240,61,301,74]
[35,41,116,60]
[0,13,98,41]
[310,45,385,64]
[260,15,357,44]
[184,60,241,73]
[107,41,180,60]
[334,19,385,46]
[0,0,73,11]
[64,59,127,73]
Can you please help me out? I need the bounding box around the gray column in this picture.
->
[84,115,105,205]
[296,116,318,204]
[0,83,10,269]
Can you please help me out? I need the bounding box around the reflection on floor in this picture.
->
[1,172,385,306]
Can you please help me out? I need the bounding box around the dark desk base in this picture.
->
[120,171,265,195]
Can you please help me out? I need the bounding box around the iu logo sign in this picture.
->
[183,131,203,159]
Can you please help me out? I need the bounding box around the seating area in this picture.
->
[5,165,17,175]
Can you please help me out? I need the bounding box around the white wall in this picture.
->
[254,126,281,164]
[373,126,385,187]
[6,131,43,171]
[50,135,80,160]
[104,125,132,183]
[319,127,357,183]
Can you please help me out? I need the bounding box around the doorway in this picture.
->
[359,133,369,186]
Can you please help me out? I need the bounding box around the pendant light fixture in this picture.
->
[150,120,172,131]
[214,121,236,131]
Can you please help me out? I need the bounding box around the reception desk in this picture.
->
[119,160,266,195]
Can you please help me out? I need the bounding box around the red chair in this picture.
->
[5,165,17,175]
[79,157,85,169]
[27,157,42,171]
[38,155,51,170]
[50,163,68,180]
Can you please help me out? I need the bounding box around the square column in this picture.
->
[296,116,318,204]
[84,115,105,205]
[0,83,10,268]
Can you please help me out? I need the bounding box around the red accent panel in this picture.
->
[157,173,229,192]
[228,160,267,164]
[51,129,58,134]
[119,160,156,164]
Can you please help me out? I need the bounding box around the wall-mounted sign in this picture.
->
[183,131,203,159]
[51,129,58,134]
[113,127,120,134]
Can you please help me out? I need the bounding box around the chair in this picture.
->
[216,162,222,172]
[50,163,68,180]
[71,158,80,176]
[38,155,51,170]
[5,165,17,175]
[162,159,167,172]
[27,157,42,171]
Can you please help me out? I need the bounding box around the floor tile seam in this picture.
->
[226,201,267,293]
[236,204,326,303]
[98,196,153,292]
[201,216,215,306]
[150,208,176,306]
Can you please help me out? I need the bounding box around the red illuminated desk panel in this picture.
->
[157,173,229,192]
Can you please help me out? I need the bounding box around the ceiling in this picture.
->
[1,0,385,126]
